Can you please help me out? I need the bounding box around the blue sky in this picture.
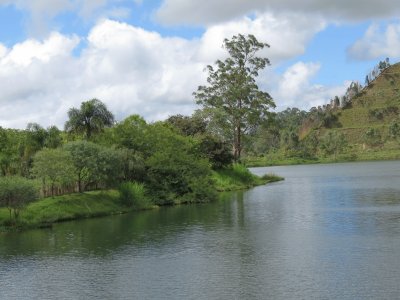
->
[0,0,399,128]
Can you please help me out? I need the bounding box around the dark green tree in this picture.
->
[166,114,207,136]
[65,99,114,139]
[194,34,275,161]
[45,125,63,148]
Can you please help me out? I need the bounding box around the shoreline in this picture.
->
[0,170,284,234]
[244,150,400,168]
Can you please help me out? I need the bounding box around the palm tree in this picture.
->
[65,99,115,139]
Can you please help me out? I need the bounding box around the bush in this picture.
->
[389,121,400,139]
[261,173,284,182]
[0,176,39,220]
[118,181,151,209]
[145,149,216,205]
[197,134,233,169]
[230,164,256,184]
[363,128,382,147]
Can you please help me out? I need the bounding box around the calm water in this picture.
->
[1,161,400,299]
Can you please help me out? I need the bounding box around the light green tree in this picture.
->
[32,148,75,196]
[194,34,275,161]
[64,141,124,192]
[0,176,38,220]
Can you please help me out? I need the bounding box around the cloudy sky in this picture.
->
[0,0,399,129]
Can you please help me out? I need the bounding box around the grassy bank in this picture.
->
[212,164,284,191]
[244,148,400,167]
[0,165,282,232]
[0,190,130,232]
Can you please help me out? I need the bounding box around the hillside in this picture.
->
[308,62,400,160]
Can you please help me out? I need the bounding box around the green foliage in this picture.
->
[299,131,319,158]
[197,134,233,169]
[141,124,215,204]
[389,121,400,139]
[212,164,279,191]
[276,108,308,130]
[64,141,124,192]
[0,127,20,176]
[322,111,341,128]
[45,126,63,148]
[166,114,207,136]
[363,128,382,147]
[110,115,148,152]
[118,182,151,209]
[0,176,39,221]
[320,131,347,159]
[260,173,284,182]
[65,99,114,139]
[7,190,122,226]
[194,34,275,161]
[146,147,216,205]
[32,148,75,196]
[280,130,300,155]
[368,107,398,121]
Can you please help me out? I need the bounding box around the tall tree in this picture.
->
[194,34,275,161]
[65,99,114,139]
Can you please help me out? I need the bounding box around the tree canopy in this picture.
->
[194,34,275,161]
[65,99,114,139]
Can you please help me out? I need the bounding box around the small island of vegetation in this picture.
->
[0,34,283,232]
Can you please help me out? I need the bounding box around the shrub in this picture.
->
[363,128,382,147]
[389,121,400,139]
[261,173,284,182]
[0,176,39,220]
[145,149,216,205]
[197,134,233,169]
[118,181,151,209]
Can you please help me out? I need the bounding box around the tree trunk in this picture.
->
[233,124,242,162]
[237,124,241,161]
[78,172,82,193]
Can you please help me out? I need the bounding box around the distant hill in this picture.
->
[303,62,400,160]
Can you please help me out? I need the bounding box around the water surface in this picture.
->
[1,161,400,299]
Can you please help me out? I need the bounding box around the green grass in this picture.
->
[245,145,400,167]
[119,181,152,209]
[0,190,128,231]
[0,166,284,232]
[212,164,283,191]
[244,155,319,167]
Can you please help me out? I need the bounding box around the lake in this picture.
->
[1,160,400,299]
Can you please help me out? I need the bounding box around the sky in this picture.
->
[1,0,400,129]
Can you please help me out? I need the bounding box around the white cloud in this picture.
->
[271,62,347,109]
[1,32,79,67]
[197,12,325,64]
[156,0,400,26]
[0,0,133,36]
[0,19,205,128]
[0,16,333,129]
[348,22,400,60]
